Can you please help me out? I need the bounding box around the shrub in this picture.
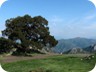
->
[0,37,15,54]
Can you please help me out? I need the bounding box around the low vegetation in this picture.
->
[2,54,96,72]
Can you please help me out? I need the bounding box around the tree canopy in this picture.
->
[2,15,58,52]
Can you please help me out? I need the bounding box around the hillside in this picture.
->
[83,44,96,53]
[52,37,96,53]
[64,48,86,54]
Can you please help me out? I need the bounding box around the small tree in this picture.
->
[2,15,58,53]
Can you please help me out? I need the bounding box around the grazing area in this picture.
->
[1,54,96,72]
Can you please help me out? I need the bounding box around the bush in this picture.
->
[0,37,15,54]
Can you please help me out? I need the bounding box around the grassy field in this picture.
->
[1,54,96,72]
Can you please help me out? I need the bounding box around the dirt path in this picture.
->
[0,54,91,63]
[0,54,59,63]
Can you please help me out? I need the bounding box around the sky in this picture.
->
[0,0,96,39]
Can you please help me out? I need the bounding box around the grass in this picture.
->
[1,54,96,72]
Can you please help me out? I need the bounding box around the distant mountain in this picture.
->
[83,44,96,53]
[52,37,96,53]
[63,45,96,54]
[64,48,86,54]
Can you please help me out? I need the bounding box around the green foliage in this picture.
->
[2,15,58,53]
[0,37,15,54]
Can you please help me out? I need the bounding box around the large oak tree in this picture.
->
[2,15,58,52]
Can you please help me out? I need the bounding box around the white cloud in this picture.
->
[48,12,96,39]
[83,22,96,30]
[84,15,96,20]
[49,16,64,26]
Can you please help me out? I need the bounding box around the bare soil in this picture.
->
[0,53,58,63]
[0,54,91,63]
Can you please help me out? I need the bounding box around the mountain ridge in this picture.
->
[52,37,96,53]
